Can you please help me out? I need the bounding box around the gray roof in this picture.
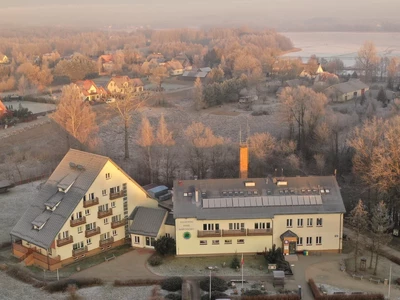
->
[329,79,369,94]
[10,149,109,249]
[165,213,175,226]
[173,176,346,220]
[129,206,167,237]
[280,230,298,240]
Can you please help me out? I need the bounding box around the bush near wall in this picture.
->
[6,266,35,284]
[308,279,384,300]
[44,278,103,293]
[113,279,162,287]
[161,277,183,292]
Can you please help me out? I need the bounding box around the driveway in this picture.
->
[71,249,162,282]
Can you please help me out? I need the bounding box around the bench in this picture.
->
[230,279,248,283]
[352,274,363,280]
[104,254,116,262]
[369,277,381,284]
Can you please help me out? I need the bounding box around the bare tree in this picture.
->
[108,92,149,159]
[150,66,168,91]
[313,153,325,175]
[156,114,176,185]
[193,78,205,110]
[347,199,368,273]
[51,84,98,147]
[137,115,155,183]
[356,41,379,83]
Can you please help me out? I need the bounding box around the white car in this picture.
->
[106,98,116,104]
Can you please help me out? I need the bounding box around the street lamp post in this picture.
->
[209,269,212,300]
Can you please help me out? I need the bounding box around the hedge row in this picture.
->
[308,279,384,300]
[114,279,162,287]
[44,278,103,293]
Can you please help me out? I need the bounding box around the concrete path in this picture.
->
[71,249,162,282]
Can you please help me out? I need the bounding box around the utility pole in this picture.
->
[388,264,392,299]
[209,269,212,300]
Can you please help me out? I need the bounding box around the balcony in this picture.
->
[247,228,273,236]
[109,191,124,200]
[56,235,73,247]
[111,219,126,229]
[83,197,99,208]
[72,246,88,257]
[222,229,247,237]
[197,230,221,238]
[99,237,114,247]
[70,217,86,227]
[85,227,101,238]
[98,208,113,219]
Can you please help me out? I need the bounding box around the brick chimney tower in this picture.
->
[239,144,249,179]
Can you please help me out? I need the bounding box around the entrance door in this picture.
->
[289,242,296,255]
[145,237,155,247]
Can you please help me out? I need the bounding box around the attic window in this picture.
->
[244,181,255,187]
[33,222,46,231]
[183,192,188,197]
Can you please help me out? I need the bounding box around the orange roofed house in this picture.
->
[98,54,114,75]
[0,100,7,117]
[107,76,144,95]
[75,80,108,102]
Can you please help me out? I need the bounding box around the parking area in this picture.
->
[2,100,56,114]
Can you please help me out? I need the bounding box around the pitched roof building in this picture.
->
[11,149,159,270]
[75,80,108,101]
[325,79,369,102]
[107,76,144,94]
[0,99,7,117]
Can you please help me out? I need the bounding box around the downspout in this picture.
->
[339,213,343,254]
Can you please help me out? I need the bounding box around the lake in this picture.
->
[281,32,400,67]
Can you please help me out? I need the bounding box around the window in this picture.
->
[316,236,322,245]
[101,232,110,240]
[85,209,90,216]
[237,239,245,244]
[104,218,109,225]
[112,230,117,236]
[255,222,270,229]
[286,219,293,227]
[145,237,155,247]
[165,233,171,238]
[224,239,232,244]
[212,240,220,245]
[297,219,303,227]
[111,201,116,208]
[73,241,84,250]
[200,240,207,245]
[71,211,82,220]
[77,226,83,234]
[134,236,140,244]
[106,173,111,180]
[86,222,96,231]
[316,218,323,227]
[99,204,109,212]
[307,218,313,227]
[88,193,95,200]
[102,189,107,196]
[58,231,69,239]
[110,186,120,194]
[203,223,219,231]
[229,223,245,230]
[112,215,121,223]
[297,237,303,246]
[86,238,92,245]
[306,237,312,246]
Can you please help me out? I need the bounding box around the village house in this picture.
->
[98,54,114,75]
[107,76,144,95]
[165,60,184,76]
[324,79,369,102]
[173,176,345,256]
[0,54,10,64]
[75,80,108,102]
[0,99,7,118]
[299,63,324,79]
[10,149,160,270]
[181,68,211,81]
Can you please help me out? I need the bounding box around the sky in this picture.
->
[0,0,397,29]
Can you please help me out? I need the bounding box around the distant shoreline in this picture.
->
[281,48,302,56]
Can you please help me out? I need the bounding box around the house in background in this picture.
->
[0,99,7,118]
[299,63,324,79]
[75,80,108,102]
[129,207,175,248]
[181,68,211,81]
[165,60,184,76]
[173,176,345,256]
[10,149,159,270]
[98,54,114,75]
[0,54,10,64]
[107,76,144,95]
[174,53,191,69]
[324,79,369,102]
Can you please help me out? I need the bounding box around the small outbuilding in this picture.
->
[273,270,285,287]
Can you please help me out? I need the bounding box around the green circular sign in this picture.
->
[183,232,191,240]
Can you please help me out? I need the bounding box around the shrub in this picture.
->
[6,266,34,284]
[154,236,176,256]
[0,241,11,249]
[148,254,163,266]
[44,278,103,293]
[199,276,228,292]
[114,279,162,287]
[200,291,229,300]
[32,281,47,288]
[161,277,183,292]
[264,244,283,264]
[244,289,263,296]
[0,263,8,271]
[165,294,182,300]
[231,253,240,269]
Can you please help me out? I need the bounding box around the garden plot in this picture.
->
[75,284,156,300]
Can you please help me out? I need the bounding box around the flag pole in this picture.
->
[241,253,244,290]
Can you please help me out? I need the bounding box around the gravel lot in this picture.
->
[75,284,156,300]
[0,181,42,244]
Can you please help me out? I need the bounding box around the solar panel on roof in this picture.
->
[304,196,311,205]
[298,196,305,205]
[239,198,245,207]
[316,196,323,204]
[203,199,209,208]
[274,197,281,206]
[262,197,268,206]
[233,198,239,207]
[220,198,227,207]
[256,197,262,206]
[214,199,221,208]
[226,198,233,207]
[209,200,215,208]
[309,196,317,205]
[292,196,299,205]
[286,196,292,205]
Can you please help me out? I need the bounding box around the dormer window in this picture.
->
[33,222,46,231]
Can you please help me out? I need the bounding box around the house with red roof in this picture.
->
[98,54,114,75]
[107,76,144,95]
[75,80,108,102]
[0,100,7,117]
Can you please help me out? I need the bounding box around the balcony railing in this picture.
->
[197,230,221,238]
[98,208,113,219]
[222,229,247,237]
[83,197,99,208]
[70,217,86,227]
[99,237,114,247]
[247,228,273,236]
[111,219,126,229]
[109,191,124,200]
[72,246,88,257]
[85,227,101,238]
[56,235,73,247]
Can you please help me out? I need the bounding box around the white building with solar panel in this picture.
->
[173,176,346,256]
